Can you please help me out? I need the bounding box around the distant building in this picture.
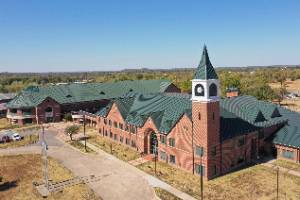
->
[6,46,300,180]
[226,87,240,98]
[0,93,16,118]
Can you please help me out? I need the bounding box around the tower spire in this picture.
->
[194,45,218,80]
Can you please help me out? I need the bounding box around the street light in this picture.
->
[81,110,87,152]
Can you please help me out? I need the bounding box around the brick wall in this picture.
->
[192,101,221,180]
[36,97,61,124]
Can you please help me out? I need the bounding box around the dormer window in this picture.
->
[66,94,72,98]
[100,91,105,95]
[271,108,281,118]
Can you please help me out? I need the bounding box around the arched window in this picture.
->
[45,107,53,112]
[209,83,218,97]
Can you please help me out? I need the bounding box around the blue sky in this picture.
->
[0,0,299,72]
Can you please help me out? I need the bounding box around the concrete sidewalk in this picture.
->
[261,159,300,178]
[83,141,197,200]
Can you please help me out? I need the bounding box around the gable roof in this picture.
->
[194,45,218,80]
[7,80,174,109]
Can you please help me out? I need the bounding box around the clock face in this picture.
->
[195,84,205,96]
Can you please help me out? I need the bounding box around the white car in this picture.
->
[12,133,21,141]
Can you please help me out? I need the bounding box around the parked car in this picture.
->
[0,130,22,143]
[12,133,21,141]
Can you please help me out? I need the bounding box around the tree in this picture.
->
[64,113,73,122]
[64,125,80,141]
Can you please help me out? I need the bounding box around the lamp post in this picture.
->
[82,110,87,152]
[200,156,203,200]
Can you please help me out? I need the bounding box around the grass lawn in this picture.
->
[273,159,300,173]
[154,187,182,200]
[0,118,17,130]
[0,118,40,131]
[138,161,300,200]
[0,134,39,149]
[87,133,140,162]
[68,140,96,154]
[0,154,100,200]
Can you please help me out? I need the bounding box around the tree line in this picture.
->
[0,66,296,101]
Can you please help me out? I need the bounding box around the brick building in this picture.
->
[92,46,300,180]
[6,46,300,180]
[6,80,180,125]
[0,93,15,118]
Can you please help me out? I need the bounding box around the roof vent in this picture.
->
[66,94,72,98]
[100,91,105,95]
[129,89,133,92]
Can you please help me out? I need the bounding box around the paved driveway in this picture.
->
[0,129,156,200]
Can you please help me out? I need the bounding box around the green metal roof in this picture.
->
[194,45,218,80]
[273,107,300,148]
[220,96,287,127]
[7,80,174,109]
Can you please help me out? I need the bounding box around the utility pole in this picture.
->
[83,110,87,152]
[41,126,49,189]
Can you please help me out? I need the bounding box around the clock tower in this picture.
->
[192,45,221,180]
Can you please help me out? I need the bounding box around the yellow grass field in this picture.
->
[0,154,100,200]
[269,79,300,93]
[138,161,300,200]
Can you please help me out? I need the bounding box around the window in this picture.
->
[125,125,129,131]
[160,135,166,144]
[119,123,123,130]
[109,131,113,138]
[109,120,112,126]
[114,134,117,141]
[160,151,167,161]
[120,136,124,143]
[212,165,217,176]
[45,107,53,112]
[126,138,130,145]
[195,164,205,176]
[169,154,176,164]
[209,83,217,97]
[113,121,118,128]
[238,137,245,147]
[282,150,294,159]
[131,140,136,148]
[211,146,217,156]
[105,130,108,136]
[196,146,204,157]
[169,138,175,147]
[198,112,201,120]
[104,118,107,125]
[99,129,102,134]
[212,112,215,120]
[130,126,136,134]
